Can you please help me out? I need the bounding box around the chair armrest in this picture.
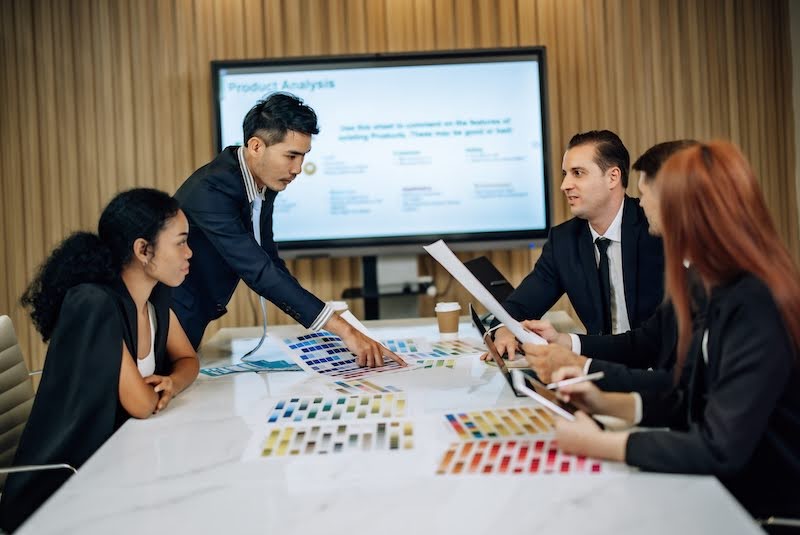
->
[0,463,76,475]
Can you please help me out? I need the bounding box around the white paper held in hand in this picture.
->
[423,240,545,345]
[339,310,372,336]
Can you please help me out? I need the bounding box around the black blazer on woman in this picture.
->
[626,274,800,518]
[0,281,172,532]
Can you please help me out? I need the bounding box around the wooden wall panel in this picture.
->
[0,0,795,373]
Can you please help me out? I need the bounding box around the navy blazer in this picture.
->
[173,147,325,347]
[627,275,800,518]
[501,196,664,335]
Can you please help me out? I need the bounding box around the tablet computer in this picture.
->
[510,369,576,421]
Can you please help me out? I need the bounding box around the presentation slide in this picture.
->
[216,59,548,244]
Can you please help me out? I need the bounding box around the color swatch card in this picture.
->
[200,359,302,377]
[444,407,554,440]
[266,394,407,424]
[436,439,603,475]
[331,379,402,395]
[261,420,414,457]
[281,331,415,381]
[381,338,424,353]
[382,338,486,359]
[415,359,456,369]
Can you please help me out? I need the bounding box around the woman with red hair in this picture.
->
[547,141,800,518]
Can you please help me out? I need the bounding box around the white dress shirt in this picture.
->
[569,199,631,363]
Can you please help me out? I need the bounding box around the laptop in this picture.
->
[470,303,578,421]
[464,256,515,303]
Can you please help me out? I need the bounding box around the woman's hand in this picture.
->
[548,365,606,414]
[144,374,176,413]
[554,411,604,455]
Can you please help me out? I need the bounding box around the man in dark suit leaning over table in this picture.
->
[521,140,702,394]
[489,130,665,363]
[172,92,402,368]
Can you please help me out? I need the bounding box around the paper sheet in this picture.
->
[423,240,545,345]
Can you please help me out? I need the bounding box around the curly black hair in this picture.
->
[21,188,179,341]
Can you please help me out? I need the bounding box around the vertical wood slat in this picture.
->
[0,0,796,372]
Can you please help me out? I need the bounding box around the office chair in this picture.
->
[0,315,75,493]
[758,517,800,534]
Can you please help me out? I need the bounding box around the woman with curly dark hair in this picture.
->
[0,188,199,532]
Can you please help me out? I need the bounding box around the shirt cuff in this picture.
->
[569,333,581,353]
[632,392,643,425]
[308,303,334,331]
[582,357,592,375]
[487,323,504,339]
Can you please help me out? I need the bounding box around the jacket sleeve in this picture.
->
[626,290,794,476]
[182,180,324,327]
[500,230,565,323]
[579,302,670,368]
[0,285,125,532]
[587,359,673,393]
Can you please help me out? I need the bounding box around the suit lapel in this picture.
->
[577,222,603,332]
[620,197,640,326]
[109,279,138,359]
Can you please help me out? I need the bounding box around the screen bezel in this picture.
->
[211,47,552,256]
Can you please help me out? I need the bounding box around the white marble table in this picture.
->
[17,316,763,534]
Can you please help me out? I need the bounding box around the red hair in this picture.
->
[658,141,800,379]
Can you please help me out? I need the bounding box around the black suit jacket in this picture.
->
[173,147,325,348]
[626,275,800,518]
[500,196,664,335]
[578,270,707,393]
[0,281,172,532]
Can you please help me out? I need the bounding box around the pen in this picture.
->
[546,371,605,390]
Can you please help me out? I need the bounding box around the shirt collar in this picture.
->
[589,198,624,243]
[237,146,266,202]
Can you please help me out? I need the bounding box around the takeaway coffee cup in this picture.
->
[435,302,461,340]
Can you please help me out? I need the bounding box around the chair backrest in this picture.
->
[0,315,35,491]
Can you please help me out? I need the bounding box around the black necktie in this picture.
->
[595,237,612,334]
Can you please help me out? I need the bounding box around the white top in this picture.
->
[137,302,156,378]
[588,200,630,335]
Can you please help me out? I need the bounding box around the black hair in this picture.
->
[21,188,180,341]
[567,130,631,188]
[242,92,320,146]
[633,140,699,181]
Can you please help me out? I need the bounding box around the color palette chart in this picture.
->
[282,331,413,380]
[331,379,402,395]
[267,394,406,424]
[385,338,486,360]
[415,359,456,369]
[436,439,603,475]
[261,420,414,457]
[381,339,422,353]
[444,407,554,440]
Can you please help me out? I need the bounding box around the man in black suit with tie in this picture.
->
[172,93,402,367]
[520,140,701,393]
[490,130,664,361]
